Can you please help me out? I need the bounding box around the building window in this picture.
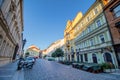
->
[92,54,97,63]
[84,42,86,47]
[113,4,120,18]
[94,8,98,15]
[87,26,91,33]
[80,55,83,62]
[103,52,113,63]
[84,54,88,61]
[83,31,85,35]
[96,20,101,27]
[87,16,90,22]
[99,34,105,43]
[71,47,74,53]
[90,39,94,46]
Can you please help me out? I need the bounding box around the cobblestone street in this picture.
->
[0,59,120,80]
[24,59,120,80]
[0,61,24,80]
[1,0,120,80]
[0,62,16,80]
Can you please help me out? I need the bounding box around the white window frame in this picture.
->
[90,38,94,46]
[87,16,90,22]
[94,8,98,15]
[96,19,101,27]
[99,34,105,43]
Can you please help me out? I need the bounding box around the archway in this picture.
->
[103,52,113,63]
[12,44,19,60]
[92,54,97,63]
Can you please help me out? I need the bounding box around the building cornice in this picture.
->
[20,0,24,31]
[0,9,17,45]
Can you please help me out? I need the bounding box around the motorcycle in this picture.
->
[17,58,34,70]
[17,59,24,70]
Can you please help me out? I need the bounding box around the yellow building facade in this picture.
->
[64,12,83,61]
[77,0,117,67]
[64,0,118,67]
[64,0,117,67]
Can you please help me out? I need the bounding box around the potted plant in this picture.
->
[101,62,113,73]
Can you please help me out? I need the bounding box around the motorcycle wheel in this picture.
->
[17,66,22,70]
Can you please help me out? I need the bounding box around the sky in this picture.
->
[23,0,95,50]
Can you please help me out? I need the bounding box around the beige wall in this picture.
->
[0,0,23,66]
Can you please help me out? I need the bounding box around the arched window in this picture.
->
[92,54,97,63]
[103,52,113,63]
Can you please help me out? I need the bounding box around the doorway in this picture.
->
[77,52,79,62]
[92,54,97,63]
[103,52,113,63]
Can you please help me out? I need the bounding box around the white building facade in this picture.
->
[74,1,118,67]
[45,39,65,57]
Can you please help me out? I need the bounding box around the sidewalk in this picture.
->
[110,69,120,76]
[0,61,24,80]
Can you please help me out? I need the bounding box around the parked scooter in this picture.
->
[17,57,34,70]
[17,58,24,70]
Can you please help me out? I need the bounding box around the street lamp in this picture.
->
[22,39,26,49]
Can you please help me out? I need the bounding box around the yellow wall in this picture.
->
[64,0,104,61]
[64,12,83,61]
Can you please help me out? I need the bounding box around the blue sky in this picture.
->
[23,0,95,50]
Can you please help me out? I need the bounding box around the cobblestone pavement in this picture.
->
[0,61,17,80]
[0,61,24,80]
[24,59,120,80]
